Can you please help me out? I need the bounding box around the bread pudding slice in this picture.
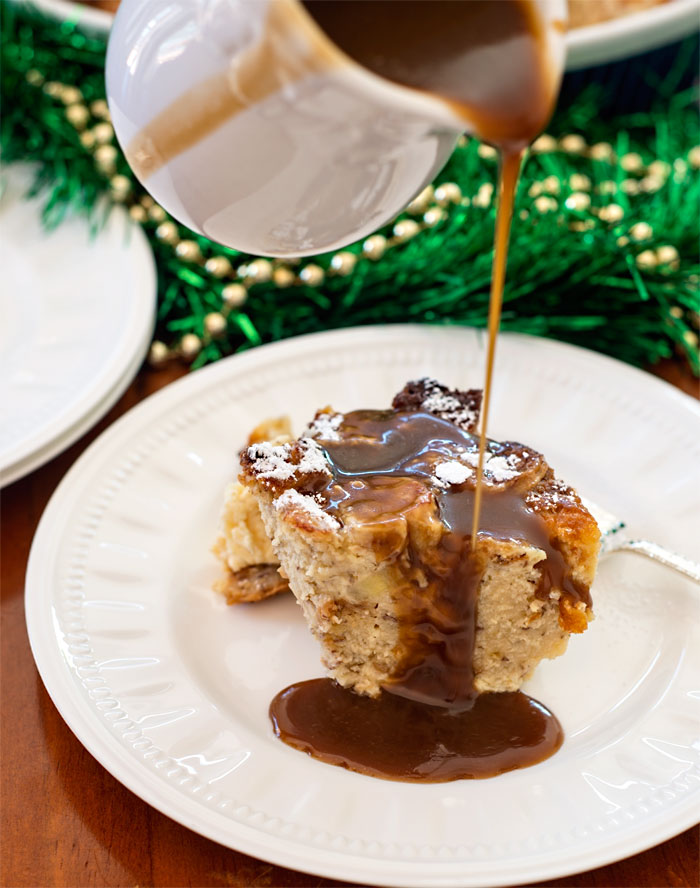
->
[231,379,599,705]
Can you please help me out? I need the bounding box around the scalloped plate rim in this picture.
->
[25,325,700,888]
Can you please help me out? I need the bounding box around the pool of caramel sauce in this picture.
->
[269,411,587,780]
[271,680,563,783]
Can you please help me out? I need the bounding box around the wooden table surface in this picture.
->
[2,359,698,888]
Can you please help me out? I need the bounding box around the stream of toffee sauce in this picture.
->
[268,1,566,782]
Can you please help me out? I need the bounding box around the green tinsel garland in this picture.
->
[2,2,699,373]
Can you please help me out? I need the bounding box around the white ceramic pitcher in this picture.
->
[107,0,566,258]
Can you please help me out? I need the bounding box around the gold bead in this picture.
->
[155,221,179,244]
[434,182,462,206]
[393,219,420,242]
[205,256,232,278]
[406,185,434,215]
[565,191,590,211]
[79,130,95,150]
[683,330,698,347]
[647,160,671,179]
[597,180,617,195]
[621,178,641,195]
[59,86,83,105]
[528,182,543,198]
[299,264,325,286]
[673,159,688,179]
[175,240,202,262]
[244,258,273,283]
[423,207,446,228]
[94,144,117,173]
[140,195,154,209]
[272,267,295,288]
[640,175,664,193]
[457,134,469,148]
[180,333,201,360]
[656,245,680,269]
[25,69,44,86]
[129,205,147,223]
[598,203,624,224]
[477,143,497,160]
[204,311,227,337]
[629,222,653,241]
[473,182,494,207]
[636,249,658,270]
[669,306,683,319]
[571,220,595,232]
[330,251,357,276]
[148,341,170,366]
[534,196,557,213]
[688,146,700,169]
[43,81,64,97]
[532,134,557,153]
[620,152,644,173]
[222,283,248,306]
[90,99,110,120]
[65,103,89,130]
[542,176,561,195]
[362,234,387,259]
[616,235,629,247]
[589,142,614,161]
[559,134,586,154]
[92,122,114,145]
[109,174,131,202]
[519,209,529,221]
[569,173,591,191]
[148,204,167,222]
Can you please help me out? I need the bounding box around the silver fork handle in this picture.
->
[610,539,700,584]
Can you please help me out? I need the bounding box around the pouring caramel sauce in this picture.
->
[268,1,570,781]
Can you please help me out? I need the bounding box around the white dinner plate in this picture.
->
[0,167,156,486]
[26,326,700,888]
[26,0,700,69]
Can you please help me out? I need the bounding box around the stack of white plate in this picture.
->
[0,167,156,486]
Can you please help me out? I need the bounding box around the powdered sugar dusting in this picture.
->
[526,477,575,510]
[296,437,330,474]
[434,461,473,487]
[246,437,330,483]
[245,441,296,481]
[274,488,340,531]
[421,378,479,430]
[432,448,525,487]
[305,412,344,442]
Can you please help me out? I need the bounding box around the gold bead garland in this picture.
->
[155,221,179,244]
[65,103,89,130]
[330,251,357,275]
[204,256,233,278]
[362,234,387,259]
[299,264,325,286]
[272,266,295,288]
[31,67,695,366]
[222,283,248,307]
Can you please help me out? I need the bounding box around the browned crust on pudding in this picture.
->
[214,563,290,604]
